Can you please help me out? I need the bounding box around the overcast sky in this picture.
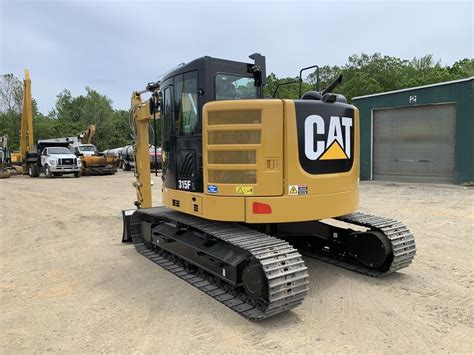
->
[1,0,472,113]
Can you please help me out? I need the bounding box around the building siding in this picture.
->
[353,78,473,184]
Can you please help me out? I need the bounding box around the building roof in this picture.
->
[353,76,473,100]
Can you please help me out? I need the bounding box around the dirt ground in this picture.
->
[1,171,472,353]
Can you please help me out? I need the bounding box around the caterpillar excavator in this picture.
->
[70,125,119,175]
[122,54,416,320]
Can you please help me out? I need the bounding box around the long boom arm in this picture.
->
[20,69,33,159]
[84,124,96,144]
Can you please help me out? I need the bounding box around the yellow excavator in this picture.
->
[122,54,416,320]
[10,70,34,172]
[70,124,119,175]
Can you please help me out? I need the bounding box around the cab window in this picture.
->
[174,71,198,136]
[162,86,173,150]
[215,74,257,100]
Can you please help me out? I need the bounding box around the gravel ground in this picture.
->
[1,171,472,353]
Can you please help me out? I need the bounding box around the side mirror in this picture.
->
[149,94,160,115]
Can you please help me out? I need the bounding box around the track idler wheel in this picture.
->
[242,263,268,301]
[349,231,393,270]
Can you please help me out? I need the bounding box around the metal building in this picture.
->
[353,77,473,184]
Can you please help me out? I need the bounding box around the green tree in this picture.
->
[0,74,23,149]
[2,53,471,152]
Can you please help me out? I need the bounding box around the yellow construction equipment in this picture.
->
[10,70,33,170]
[122,54,416,320]
[70,124,119,175]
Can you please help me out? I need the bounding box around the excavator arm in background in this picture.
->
[11,69,34,167]
[71,124,119,175]
[77,124,96,144]
[86,125,96,144]
[20,70,34,159]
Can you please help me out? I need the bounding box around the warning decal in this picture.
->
[289,185,298,195]
[289,185,308,196]
[235,186,254,195]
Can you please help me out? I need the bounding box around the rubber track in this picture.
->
[302,211,416,277]
[130,207,309,320]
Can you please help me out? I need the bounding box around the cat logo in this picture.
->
[304,115,353,160]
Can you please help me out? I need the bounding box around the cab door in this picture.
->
[174,71,201,193]
[40,148,48,166]
[161,82,177,190]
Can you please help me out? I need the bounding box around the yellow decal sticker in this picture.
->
[235,186,254,195]
[289,185,298,195]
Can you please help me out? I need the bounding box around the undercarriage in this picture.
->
[123,207,416,320]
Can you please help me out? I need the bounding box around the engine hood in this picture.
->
[47,153,77,159]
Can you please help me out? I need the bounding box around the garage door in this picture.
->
[373,104,456,183]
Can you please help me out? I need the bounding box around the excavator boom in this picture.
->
[11,69,34,168]
[20,69,33,159]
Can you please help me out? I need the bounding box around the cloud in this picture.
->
[1,0,472,113]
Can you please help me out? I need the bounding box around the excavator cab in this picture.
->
[159,54,266,194]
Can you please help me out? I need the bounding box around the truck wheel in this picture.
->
[28,164,39,177]
[74,171,81,178]
[44,165,53,178]
[123,162,131,171]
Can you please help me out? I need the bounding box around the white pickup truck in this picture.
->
[27,142,82,178]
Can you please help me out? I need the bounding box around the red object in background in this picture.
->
[252,202,272,214]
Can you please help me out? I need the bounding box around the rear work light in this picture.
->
[252,202,272,214]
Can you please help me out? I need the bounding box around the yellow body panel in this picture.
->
[283,100,359,198]
[203,99,283,196]
[10,152,22,163]
[162,188,245,221]
[163,187,357,223]
[162,99,360,223]
[244,190,357,223]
